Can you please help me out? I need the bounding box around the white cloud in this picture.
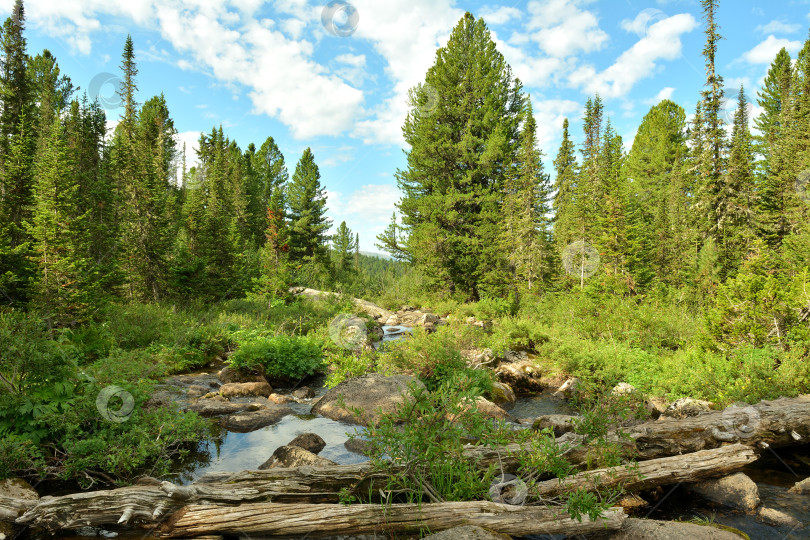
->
[327,184,401,251]
[645,87,675,104]
[739,35,802,64]
[526,0,609,58]
[570,13,697,99]
[756,20,801,35]
[529,98,580,151]
[480,6,522,25]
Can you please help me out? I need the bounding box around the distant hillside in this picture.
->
[360,251,392,260]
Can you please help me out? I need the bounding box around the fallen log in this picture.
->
[162,501,626,538]
[533,443,758,498]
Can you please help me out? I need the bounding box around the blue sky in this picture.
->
[7,0,810,251]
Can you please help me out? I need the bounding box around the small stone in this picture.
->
[287,433,326,455]
[662,397,712,419]
[187,385,209,398]
[532,414,578,436]
[645,396,668,419]
[688,472,760,512]
[553,377,581,399]
[258,445,336,469]
[758,506,802,528]
[221,405,294,432]
[291,386,316,400]
[788,476,810,494]
[268,393,295,404]
[217,365,267,384]
[472,397,514,422]
[344,438,373,456]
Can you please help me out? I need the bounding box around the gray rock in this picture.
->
[187,400,262,417]
[532,414,578,436]
[645,397,668,419]
[187,385,209,398]
[605,518,744,539]
[258,445,337,469]
[758,506,802,528]
[291,386,316,399]
[219,381,273,398]
[221,405,294,432]
[472,397,514,422]
[311,373,425,426]
[788,476,810,494]
[422,525,512,539]
[553,377,581,399]
[662,397,712,419]
[488,382,516,410]
[688,472,760,512]
[502,350,528,363]
[0,479,38,539]
[496,360,546,393]
[217,365,267,384]
[287,432,326,454]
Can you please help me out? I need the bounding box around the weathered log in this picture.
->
[533,443,758,498]
[163,501,626,538]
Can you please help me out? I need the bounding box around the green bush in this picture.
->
[229,335,324,381]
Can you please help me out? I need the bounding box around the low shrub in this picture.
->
[229,335,324,381]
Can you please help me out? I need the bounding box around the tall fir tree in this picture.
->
[287,148,331,284]
[552,118,579,255]
[754,47,792,177]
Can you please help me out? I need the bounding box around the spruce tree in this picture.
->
[287,148,331,283]
[754,48,792,177]
[332,221,357,274]
[552,118,579,254]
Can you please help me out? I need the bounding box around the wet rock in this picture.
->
[217,365,267,384]
[258,445,336,470]
[344,438,373,456]
[758,506,802,528]
[532,414,578,436]
[220,405,294,432]
[611,382,636,396]
[553,377,581,399]
[292,386,316,400]
[488,382,516,410]
[187,385,209,398]
[219,381,273,398]
[788,476,810,494]
[421,525,512,539]
[496,360,545,393]
[687,472,760,512]
[662,397,712,419]
[287,432,326,455]
[268,393,295,404]
[311,373,425,426]
[187,400,263,417]
[605,518,744,539]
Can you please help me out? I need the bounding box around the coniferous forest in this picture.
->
[1,0,810,534]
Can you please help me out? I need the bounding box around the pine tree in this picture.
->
[754,47,792,177]
[393,12,522,299]
[332,221,357,274]
[287,148,331,283]
[552,118,579,254]
[500,99,552,297]
[595,120,627,278]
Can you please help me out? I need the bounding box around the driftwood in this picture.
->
[162,501,626,538]
[533,443,758,498]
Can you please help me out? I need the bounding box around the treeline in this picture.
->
[378,5,810,350]
[0,0,401,326]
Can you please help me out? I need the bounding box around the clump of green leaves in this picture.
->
[229,335,323,381]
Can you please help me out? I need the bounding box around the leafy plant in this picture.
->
[229,335,323,381]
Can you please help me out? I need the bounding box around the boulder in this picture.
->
[287,432,326,455]
[606,518,744,539]
[311,374,425,426]
[221,405,294,433]
[217,365,267,384]
[687,472,760,512]
[473,397,514,422]
[488,382,516,410]
[422,525,512,539]
[329,315,369,351]
[291,386,316,400]
[463,348,496,368]
[532,414,578,436]
[788,476,810,494]
[496,360,546,393]
[344,438,373,457]
[219,381,273,398]
[645,397,668,419]
[502,350,528,363]
[258,445,336,470]
[662,398,712,419]
[187,400,263,417]
[758,506,802,528]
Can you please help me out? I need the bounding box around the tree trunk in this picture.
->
[163,501,627,538]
